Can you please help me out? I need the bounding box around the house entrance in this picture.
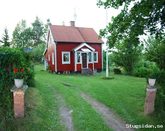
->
[82,53,87,68]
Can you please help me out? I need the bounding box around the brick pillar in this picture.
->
[13,90,25,118]
[144,87,157,115]
[11,85,28,118]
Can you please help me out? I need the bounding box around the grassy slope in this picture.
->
[12,65,164,131]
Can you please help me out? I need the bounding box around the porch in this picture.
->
[73,43,98,74]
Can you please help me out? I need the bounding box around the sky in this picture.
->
[0,0,120,40]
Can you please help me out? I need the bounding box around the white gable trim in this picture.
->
[47,26,56,45]
[74,43,95,52]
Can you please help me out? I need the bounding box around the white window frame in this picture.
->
[76,52,81,64]
[62,52,70,64]
[94,52,98,63]
[52,52,54,65]
[88,52,93,63]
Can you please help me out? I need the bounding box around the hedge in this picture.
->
[0,47,34,130]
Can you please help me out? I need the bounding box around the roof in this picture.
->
[50,25,103,44]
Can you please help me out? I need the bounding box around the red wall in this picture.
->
[56,43,102,72]
[46,42,102,72]
[56,43,79,72]
[46,44,55,72]
[90,44,102,71]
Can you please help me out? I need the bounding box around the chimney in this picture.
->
[47,19,52,26]
[70,21,75,27]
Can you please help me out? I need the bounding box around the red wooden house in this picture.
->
[44,21,103,74]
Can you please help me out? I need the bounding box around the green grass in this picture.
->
[11,65,164,131]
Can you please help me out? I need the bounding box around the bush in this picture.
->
[0,48,24,129]
[134,59,165,117]
[155,85,165,117]
[25,64,35,86]
[133,60,160,78]
[23,52,35,86]
[0,48,35,130]
[155,70,165,117]
[113,67,122,74]
[31,44,45,63]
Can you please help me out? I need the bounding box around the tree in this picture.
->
[145,36,165,70]
[111,38,143,74]
[0,28,10,47]
[31,44,45,63]
[12,20,33,48]
[98,0,165,46]
[97,0,165,117]
[32,17,47,46]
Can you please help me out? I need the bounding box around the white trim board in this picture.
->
[74,43,95,52]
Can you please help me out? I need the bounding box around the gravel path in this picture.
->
[56,94,74,131]
[81,93,134,131]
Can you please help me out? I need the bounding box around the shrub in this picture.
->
[133,60,160,78]
[0,48,35,129]
[155,85,165,117]
[155,70,165,117]
[31,44,45,63]
[113,67,122,74]
[25,65,35,86]
[134,59,165,117]
[23,52,35,86]
[0,48,24,129]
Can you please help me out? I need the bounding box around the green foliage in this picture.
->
[25,64,35,87]
[102,50,111,71]
[155,70,165,118]
[13,68,25,79]
[103,50,106,71]
[144,37,165,116]
[12,20,34,48]
[0,28,10,47]
[0,48,35,130]
[133,60,160,78]
[98,0,165,46]
[31,43,45,63]
[145,36,165,70]
[12,17,47,48]
[113,68,121,74]
[32,17,47,46]
[23,52,35,86]
[111,39,143,75]
[0,48,25,129]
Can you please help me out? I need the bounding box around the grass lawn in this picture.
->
[11,65,164,131]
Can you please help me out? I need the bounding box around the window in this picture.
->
[48,54,50,61]
[62,52,70,64]
[49,35,51,43]
[76,52,81,63]
[52,52,54,65]
[94,52,98,63]
[88,52,92,63]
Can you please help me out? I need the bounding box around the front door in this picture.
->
[82,53,87,68]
